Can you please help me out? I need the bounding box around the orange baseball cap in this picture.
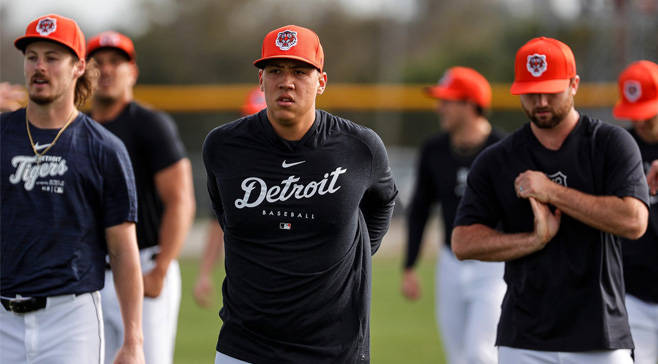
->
[613,61,658,121]
[510,37,577,95]
[253,25,324,71]
[424,67,492,108]
[14,14,86,60]
[242,87,267,116]
[87,31,136,61]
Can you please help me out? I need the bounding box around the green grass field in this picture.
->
[174,257,446,363]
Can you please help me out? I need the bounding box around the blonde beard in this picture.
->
[29,87,69,106]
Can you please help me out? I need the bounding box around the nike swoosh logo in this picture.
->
[282,160,306,168]
[34,142,51,151]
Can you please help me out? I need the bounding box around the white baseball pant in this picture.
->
[215,351,253,363]
[626,294,658,364]
[0,292,103,364]
[437,247,506,364]
[498,346,633,364]
[101,247,181,364]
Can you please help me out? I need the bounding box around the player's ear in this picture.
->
[569,76,580,96]
[73,58,86,78]
[317,71,327,95]
[258,69,264,92]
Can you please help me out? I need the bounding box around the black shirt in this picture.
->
[455,115,649,351]
[203,109,398,363]
[622,128,658,304]
[404,129,506,268]
[97,102,186,250]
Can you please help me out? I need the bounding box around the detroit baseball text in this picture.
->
[235,167,347,208]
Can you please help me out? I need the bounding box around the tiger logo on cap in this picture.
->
[275,30,297,51]
[438,71,454,87]
[527,54,547,77]
[99,32,121,47]
[623,80,642,103]
[36,17,57,36]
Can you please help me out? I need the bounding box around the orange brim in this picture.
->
[424,86,465,101]
[613,99,658,120]
[253,55,322,71]
[15,35,81,59]
[510,79,571,95]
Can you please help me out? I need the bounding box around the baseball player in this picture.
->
[193,86,265,309]
[1,14,144,364]
[401,67,506,364]
[613,60,658,364]
[86,31,196,364]
[203,25,398,363]
[452,37,649,363]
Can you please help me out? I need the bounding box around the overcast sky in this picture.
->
[2,0,166,37]
[1,0,585,48]
[1,0,425,38]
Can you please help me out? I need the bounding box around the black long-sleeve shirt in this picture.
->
[203,109,398,364]
[404,130,505,268]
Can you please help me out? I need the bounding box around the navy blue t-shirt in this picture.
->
[622,128,658,304]
[454,115,649,351]
[1,109,137,296]
[203,109,398,364]
[404,129,506,268]
[95,102,186,250]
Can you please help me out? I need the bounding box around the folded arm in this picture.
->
[452,197,561,261]
[515,170,647,240]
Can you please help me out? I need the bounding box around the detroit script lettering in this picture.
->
[235,167,347,208]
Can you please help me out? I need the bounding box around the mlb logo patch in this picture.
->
[37,17,57,36]
[280,222,292,230]
[527,54,547,77]
[624,80,642,103]
[276,30,297,51]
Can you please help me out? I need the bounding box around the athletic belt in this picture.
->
[1,297,47,313]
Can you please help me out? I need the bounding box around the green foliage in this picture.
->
[174,257,445,364]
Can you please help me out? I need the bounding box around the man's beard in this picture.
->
[28,76,70,106]
[29,94,56,105]
[93,93,117,106]
[524,95,573,129]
